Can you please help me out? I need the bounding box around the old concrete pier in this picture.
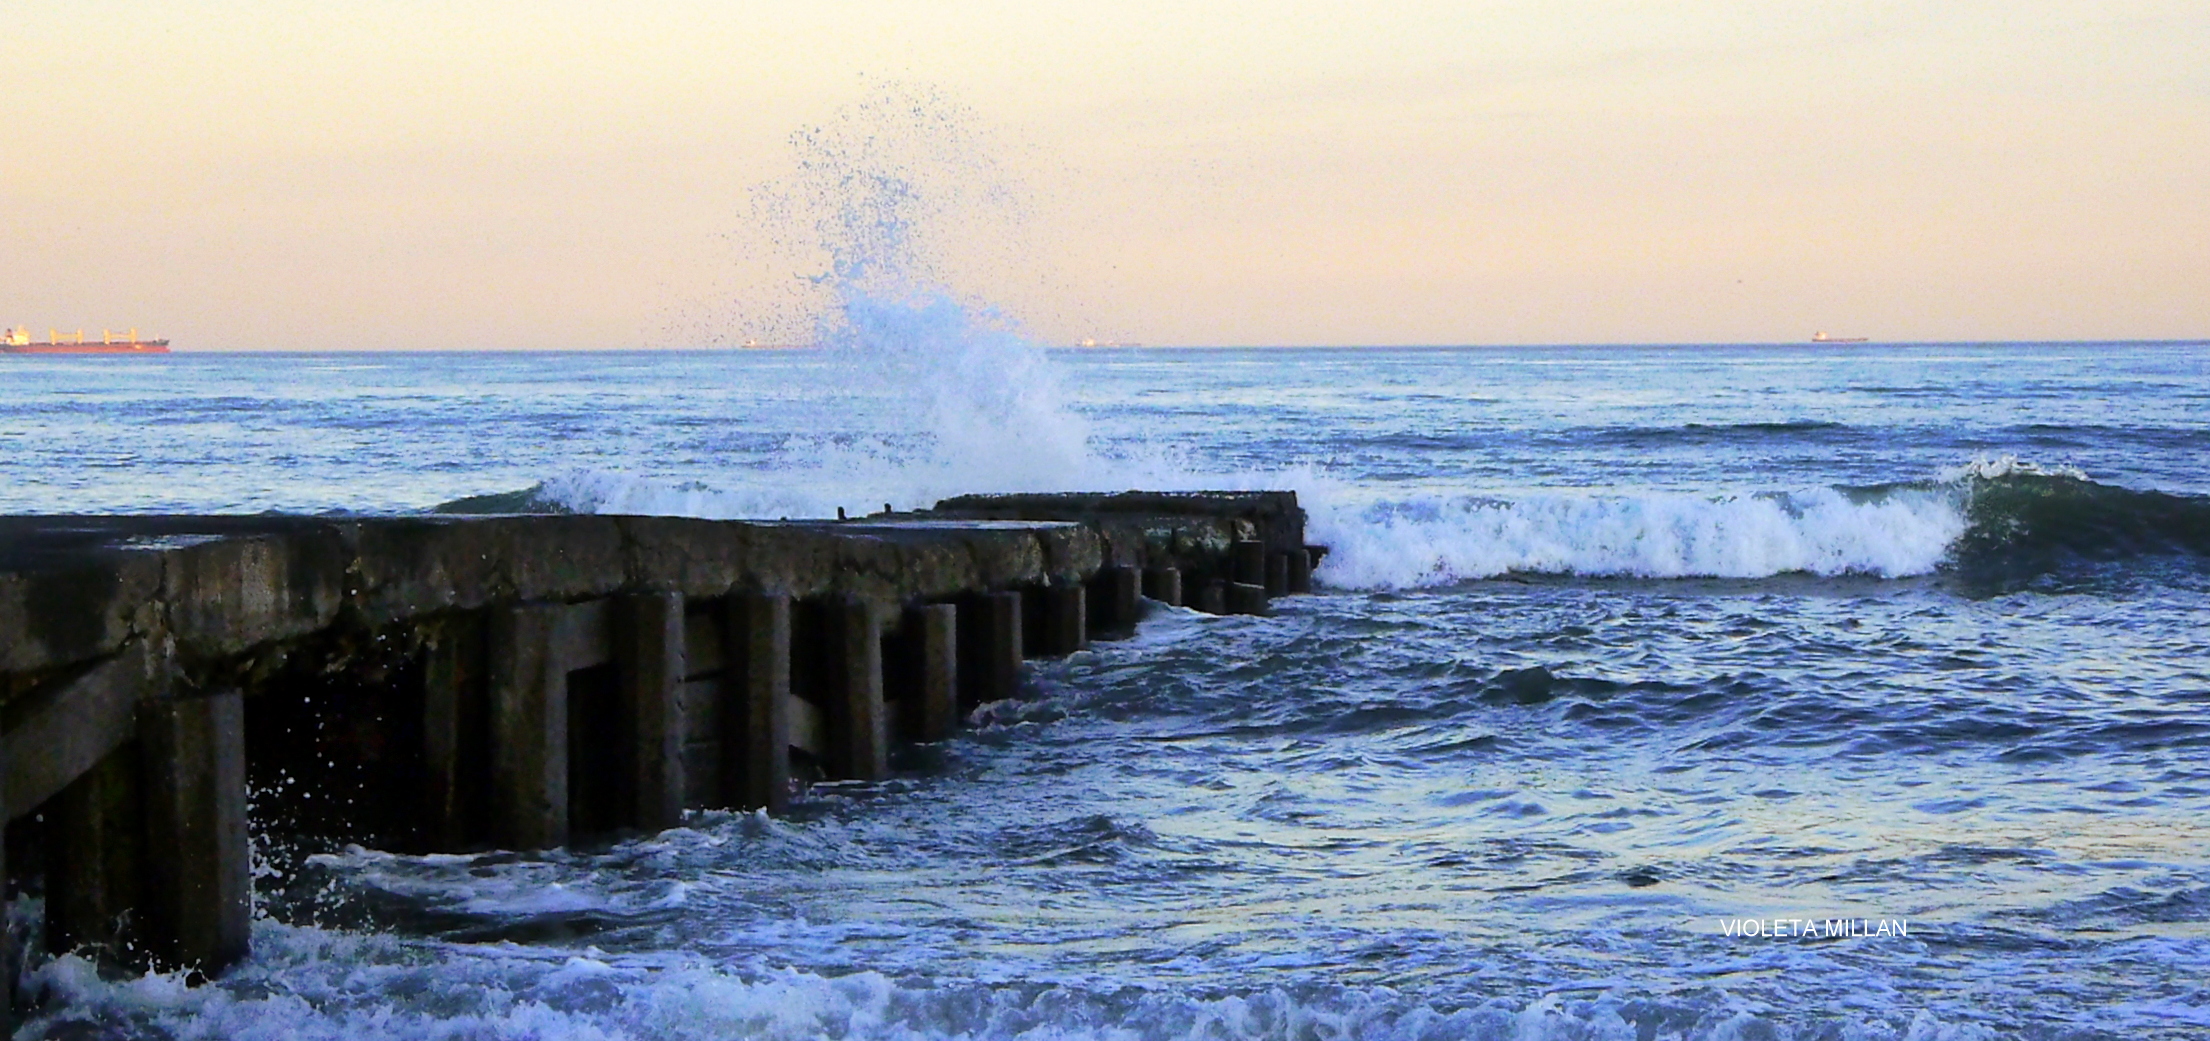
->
[0,491,1320,1000]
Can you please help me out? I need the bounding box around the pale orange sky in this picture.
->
[4,1,2205,349]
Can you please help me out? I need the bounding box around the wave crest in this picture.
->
[1310,486,1967,588]
[1309,465,2210,589]
[434,456,2208,592]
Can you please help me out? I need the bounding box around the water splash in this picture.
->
[533,86,1205,518]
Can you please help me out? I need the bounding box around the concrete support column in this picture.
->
[420,613,485,851]
[616,593,686,833]
[42,749,141,959]
[1228,582,1270,616]
[1142,566,1183,607]
[1,744,11,1025]
[1196,579,1228,615]
[1265,553,1291,597]
[903,604,959,742]
[1036,582,1088,656]
[1286,549,1314,594]
[958,591,1022,708]
[722,592,791,813]
[824,598,888,782]
[1231,539,1267,587]
[490,604,568,850]
[1088,566,1142,635]
[137,691,251,974]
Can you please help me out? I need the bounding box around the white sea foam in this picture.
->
[14,919,2007,1041]
[1937,452,2090,483]
[1306,485,1971,588]
[549,461,1975,590]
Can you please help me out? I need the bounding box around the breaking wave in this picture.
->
[438,458,2209,593]
[1306,484,1967,588]
[1307,461,2210,589]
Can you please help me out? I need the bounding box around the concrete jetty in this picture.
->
[0,492,1320,1001]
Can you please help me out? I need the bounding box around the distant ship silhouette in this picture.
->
[4,325,169,354]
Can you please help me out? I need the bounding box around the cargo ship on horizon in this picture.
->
[3,325,170,354]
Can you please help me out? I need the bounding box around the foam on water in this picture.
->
[1304,484,1971,588]
[17,918,2020,1041]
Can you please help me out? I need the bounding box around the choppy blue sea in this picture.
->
[3,339,2208,1040]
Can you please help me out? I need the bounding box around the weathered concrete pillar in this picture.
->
[1,744,11,1024]
[722,592,791,813]
[43,749,142,959]
[12,637,159,951]
[421,613,485,851]
[823,597,888,782]
[1088,565,1142,635]
[899,604,960,741]
[1142,565,1183,607]
[138,690,251,974]
[677,608,723,810]
[1227,581,1270,616]
[1286,549,1313,594]
[1231,539,1267,587]
[1195,579,1227,615]
[616,593,686,833]
[958,590,1023,708]
[489,604,568,850]
[1265,553,1291,597]
[1037,582,1088,656]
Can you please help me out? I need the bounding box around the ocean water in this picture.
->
[3,340,2208,1040]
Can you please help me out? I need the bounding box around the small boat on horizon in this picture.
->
[1810,332,1869,344]
[3,325,169,354]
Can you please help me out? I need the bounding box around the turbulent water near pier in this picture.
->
[3,341,2209,1040]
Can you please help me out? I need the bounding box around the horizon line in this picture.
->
[33,337,2207,354]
